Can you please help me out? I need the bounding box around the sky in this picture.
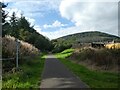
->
[1,0,120,40]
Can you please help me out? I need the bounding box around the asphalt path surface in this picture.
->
[40,55,89,88]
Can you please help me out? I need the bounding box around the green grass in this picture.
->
[2,54,45,88]
[57,48,74,58]
[0,81,1,89]
[61,48,74,54]
[56,49,119,88]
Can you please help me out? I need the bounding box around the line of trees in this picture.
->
[2,3,53,52]
[51,39,72,53]
[2,2,71,54]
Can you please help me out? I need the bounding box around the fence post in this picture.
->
[0,2,2,89]
[16,39,20,68]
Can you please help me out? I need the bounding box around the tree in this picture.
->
[18,15,31,32]
[2,3,8,24]
[9,12,19,38]
[1,6,52,51]
[2,2,9,37]
[19,29,30,41]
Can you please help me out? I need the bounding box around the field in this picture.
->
[56,49,119,88]
[2,54,45,88]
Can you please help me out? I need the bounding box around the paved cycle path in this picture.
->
[40,55,89,88]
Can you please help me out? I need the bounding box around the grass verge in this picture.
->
[56,49,119,88]
[2,54,45,88]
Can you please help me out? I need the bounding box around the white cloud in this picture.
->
[3,0,61,18]
[34,25,42,33]
[41,26,97,40]
[2,0,119,40]
[59,0,118,36]
[4,8,22,18]
[40,25,118,40]
[43,20,66,29]
[4,8,22,22]
[4,8,35,26]
[26,17,35,26]
[0,0,119,2]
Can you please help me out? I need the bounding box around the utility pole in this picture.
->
[16,39,20,68]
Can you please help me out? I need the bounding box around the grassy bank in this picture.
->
[71,48,120,71]
[2,54,45,88]
[0,81,1,89]
[56,49,119,88]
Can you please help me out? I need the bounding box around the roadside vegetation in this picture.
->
[71,47,120,72]
[51,39,72,53]
[2,36,39,72]
[2,3,47,88]
[2,54,45,88]
[56,49,119,88]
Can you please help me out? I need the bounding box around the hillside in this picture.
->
[55,31,120,44]
[51,31,120,53]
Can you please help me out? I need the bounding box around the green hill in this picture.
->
[55,31,120,44]
[51,31,120,53]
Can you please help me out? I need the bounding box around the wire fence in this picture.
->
[0,56,37,61]
[0,58,15,61]
[2,56,38,73]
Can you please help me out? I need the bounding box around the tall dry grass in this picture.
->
[2,35,39,72]
[70,47,120,71]
[2,35,39,58]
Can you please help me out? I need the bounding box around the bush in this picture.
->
[52,44,72,53]
[2,35,39,58]
[2,35,39,72]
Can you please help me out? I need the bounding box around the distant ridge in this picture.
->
[54,31,120,44]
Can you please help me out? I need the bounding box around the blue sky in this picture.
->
[2,0,119,40]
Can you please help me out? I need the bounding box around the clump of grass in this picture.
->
[2,54,45,88]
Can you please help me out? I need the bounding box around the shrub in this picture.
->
[2,35,39,57]
[2,35,39,72]
[52,44,72,53]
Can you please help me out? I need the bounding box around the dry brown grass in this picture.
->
[2,35,40,72]
[2,35,39,58]
[70,47,120,72]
